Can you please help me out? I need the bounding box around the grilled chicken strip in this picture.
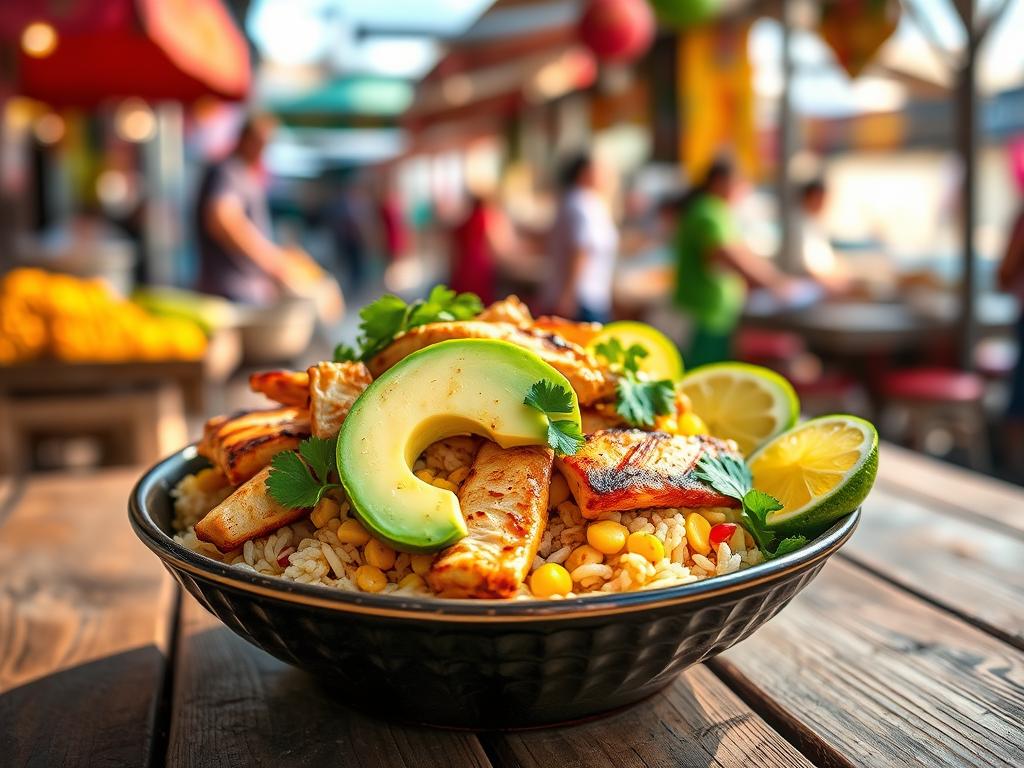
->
[195,466,305,552]
[533,315,602,348]
[557,429,741,518]
[428,442,553,598]
[249,370,310,407]
[308,361,373,439]
[198,407,311,485]
[368,321,616,405]
[477,295,533,326]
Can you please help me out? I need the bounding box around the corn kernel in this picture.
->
[364,538,397,570]
[410,553,434,575]
[530,563,572,598]
[565,544,603,574]
[355,565,387,593]
[587,520,629,555]
[548,472,571,508]
[311,497,340,528]
[627,531,665,563]
[685,512,712,556]
[675,411,708,436]
[415,469,436,483]
[448,466,470,485]
[398,573,425,590]
[432,477,459,493]
[194,467,227,493]
[337,518,371,546]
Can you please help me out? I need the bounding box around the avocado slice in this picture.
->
[337,339,581,553]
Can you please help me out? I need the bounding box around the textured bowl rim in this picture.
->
[129,445,860,622]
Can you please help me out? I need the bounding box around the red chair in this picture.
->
[792,372,864,418]
[734,329,806,376]
[881,368,989,470]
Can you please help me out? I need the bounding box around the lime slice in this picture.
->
[679,362,798,455]
[587,321,685,381]
[748,415,878,535]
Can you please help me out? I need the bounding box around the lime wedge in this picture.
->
[748,415,878,535]
[587,321,685,381]
[679,362,798,455]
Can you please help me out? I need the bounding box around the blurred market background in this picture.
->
[0,0,1023,483]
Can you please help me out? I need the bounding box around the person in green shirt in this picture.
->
[672,159,791,367]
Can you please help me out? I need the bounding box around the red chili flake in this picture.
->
[277,547,296,567]
[709,523,737,547]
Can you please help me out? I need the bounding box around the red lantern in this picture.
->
[579,0,655,63]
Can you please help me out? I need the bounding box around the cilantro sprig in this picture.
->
[266,436,342,509]
[333,285,483,363]
[524,380,585,456]
[593,337,676,428]
[694,453,807,559]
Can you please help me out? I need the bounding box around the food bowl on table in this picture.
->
[130,445,859,730]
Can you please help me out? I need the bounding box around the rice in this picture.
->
[172,439,765,599]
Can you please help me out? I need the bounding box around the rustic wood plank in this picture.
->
[712,559,1024,768]
[845,485,1024,647]
[167,595,492,768]
[875,444,1024,535]
[0,468,175,767]
[484,664,813,768]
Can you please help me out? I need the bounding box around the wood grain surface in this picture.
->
[713,559,1024,768]
[484,664,813,768]
[0,468,173,767]
[167,595,491,768]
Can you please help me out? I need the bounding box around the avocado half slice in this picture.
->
[337,338,581,553]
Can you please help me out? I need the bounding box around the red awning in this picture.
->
[4,0,249,106]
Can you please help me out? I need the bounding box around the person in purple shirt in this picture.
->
[194,114,291,305]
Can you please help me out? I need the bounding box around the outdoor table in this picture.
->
[2,445,1022,767]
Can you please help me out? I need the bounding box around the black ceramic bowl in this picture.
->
[130,446,859,729]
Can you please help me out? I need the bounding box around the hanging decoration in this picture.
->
[818,0,901,78]
[648,0,719,28]
[579,0,655,64]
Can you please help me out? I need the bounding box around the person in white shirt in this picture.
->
[542,153,619,322]
[798,178,849,294]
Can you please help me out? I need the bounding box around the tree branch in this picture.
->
[899,0,962,71]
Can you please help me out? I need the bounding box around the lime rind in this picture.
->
[748,414,878,534]
[679,362,800,455]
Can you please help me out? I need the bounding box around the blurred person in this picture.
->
[194,114,292,304]
[449,193,519,305]
[541,152,619,322]
[798,178,850,293]
[671,158,793,367]
[998,205,1024,477]
[324,176,371,294]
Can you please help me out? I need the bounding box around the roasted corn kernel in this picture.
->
[626,531,665,563]
[337,518,371,546]
[311,497,340,528]
[364,538,397,570]
[587,520,629,555]
[685,512,712,556]
[548,472,571,508]
[529,563,572,598]
[355,565,387,592]
[565,544,603,574]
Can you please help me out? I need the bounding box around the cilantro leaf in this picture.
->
[695,453,752,501]
[524,380,583,455]
[333,343,358,363]
[743,488,784,526]
[298,436,338,483]
[524,380,575,414]
[266,450,324,509]
[772,536,808,557]
[594,338,624,366]
[621,344,648,375]
[548,419,585,456]
[266,437,342,510]
[615,377,675,428]
[351,286,483,362]
[694,453,805,559]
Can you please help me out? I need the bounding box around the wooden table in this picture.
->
[2,446,1022,767]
